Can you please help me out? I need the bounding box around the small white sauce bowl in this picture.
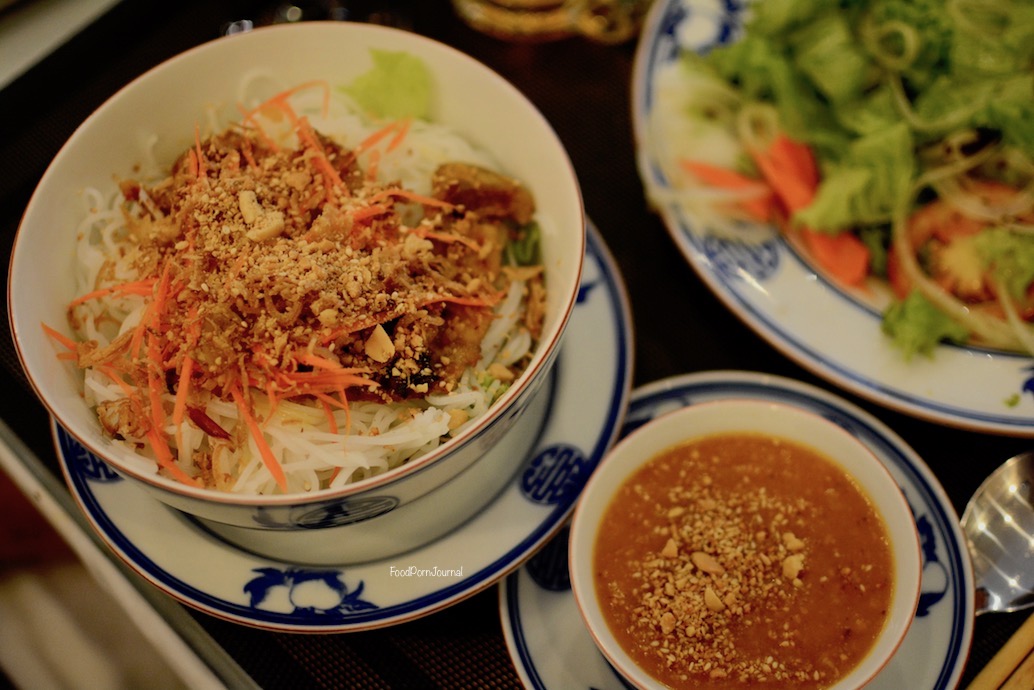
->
[9,22,584,565]
[569,398,922,689]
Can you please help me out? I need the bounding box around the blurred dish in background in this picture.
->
[452,0,652,44]
[632,0,1034,436]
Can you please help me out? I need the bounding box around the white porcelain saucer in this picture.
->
[55,221,633,633]
[500,371,974,690]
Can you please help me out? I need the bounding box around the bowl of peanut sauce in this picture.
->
[569,398,921,689]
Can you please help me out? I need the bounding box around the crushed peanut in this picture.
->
[92,127,547,414]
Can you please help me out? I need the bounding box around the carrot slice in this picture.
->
[750,146,817,213]
[768,134,819,189]
[678,159,777,221]
[800,228,870,286]
[885,246,911,299]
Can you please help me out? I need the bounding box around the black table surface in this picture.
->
[0,1,1031,688]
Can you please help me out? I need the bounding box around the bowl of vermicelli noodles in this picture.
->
[8,22,584,564]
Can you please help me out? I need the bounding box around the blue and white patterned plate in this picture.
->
[500,371,974,690]
[632,0,1034,436]
[55,222,633,633]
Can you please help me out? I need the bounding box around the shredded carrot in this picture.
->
[129,304,152,362]
[387,117,411,152]
[294,352,344,370]
[354,119,406,157]
[309,390,352,436]
[352,203,390,223]
[366,148,382,180]
[368,188,454,209]
[96,364,144,406]
[129,263,173,361]
[145,335,167,436]
[239,131,259,168]
[337,388,352,432]
[422,292,503,309]
[318,313,396,344]
[145,428,201,487]
[264,379,282,419]
[41,322,78,351]
[410,227,482,252]
[68,279,156,307]
[172,355,194,430]
[152,262,174,325]
[281,368,375,393]
[222,252,250,294]
[230,383,288,493]
[236,102,279,153]
[236,81,332,157]
[308,389,349,410]
[296,116,346,191]
[246,80,331,121]
[320,398,339,434]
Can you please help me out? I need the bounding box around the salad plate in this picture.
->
[500,370,974,690]
[632,0,1034,437]
[55,221,633,633]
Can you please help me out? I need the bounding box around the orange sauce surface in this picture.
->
[593,432,895,689]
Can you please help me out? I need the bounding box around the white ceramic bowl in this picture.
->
[8,22,584,565]
[569,398,921,689]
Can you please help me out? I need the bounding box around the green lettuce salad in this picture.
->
[661,0,1034,358]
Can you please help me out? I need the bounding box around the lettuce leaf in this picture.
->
[865,0,953,90]
[342,50,433,120]
[746,0,829,36]
[981,74,1034,156]
[881,290,970,359]
[704,34,841,147]
[793,122,914,231]
[976,228,1034,299]
[949,1,1034,79]
[791,11,875,106]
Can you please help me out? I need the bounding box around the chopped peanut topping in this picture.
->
[95,127,544,408]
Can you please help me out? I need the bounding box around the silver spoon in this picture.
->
[961,450,1034,614]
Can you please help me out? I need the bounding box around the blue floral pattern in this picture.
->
[244,567,377,618]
